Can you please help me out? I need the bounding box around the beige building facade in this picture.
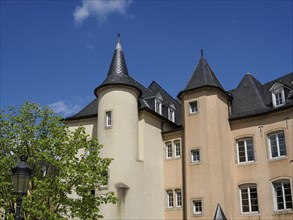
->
[66,35,293,219]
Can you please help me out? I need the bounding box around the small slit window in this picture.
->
[189,101,198,114]
[105,111,112,127]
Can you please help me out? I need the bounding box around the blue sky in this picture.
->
[1,0,292,117]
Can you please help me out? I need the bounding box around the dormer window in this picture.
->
[273,91,285,107]
[155,93,163,115]
[270,83,285,107]
[168,102,176,122]
[155,99,162,114]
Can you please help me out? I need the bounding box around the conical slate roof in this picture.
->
[94,34,142,97]
[107,34,129,76]
[213,204,227,220]
[178,51,225,98]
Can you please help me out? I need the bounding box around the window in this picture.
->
[192,200,202,215]
[155,99,162,115]
[268,131,287,159]
[175,141,181,157]
[166,143,172,159]
[237,138,255,163]
[167,190,174,208]
[273,180,292,211]
[189,101,198,114]
[191,149,200,163]
[100,170,109,190]
[270,84,285,107]
[175,190,182,207]
[105,111,112,127]
[273,91,285,106]
[239,184,259,213]
[168,107,175,122]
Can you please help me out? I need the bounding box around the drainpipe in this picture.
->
[181,128,187,220]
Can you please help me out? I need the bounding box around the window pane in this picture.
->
[193,200,202,214]
[191,149,200,162]
[278,133,287,156]
[238,141,246,162]
[240,185,259,213]
[270,134,278,158]
[176,190,182,207]
[175,142,181,157]
[167,191,173,208]
[189,101,198,113]
[166,144,172,158]
[246,139,254,161]
[106,111,112,127]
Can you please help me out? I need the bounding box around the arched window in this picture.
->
[236,137,255,163]
[239,184,259,214]
[267,131,287,159]
[272,179,292,211]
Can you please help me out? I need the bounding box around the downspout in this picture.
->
[182,128,187,220]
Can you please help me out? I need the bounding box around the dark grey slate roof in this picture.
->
[230,73,270,117]
[65,98,98,120]
[94,34,142,98]
[65,37,292,123]
[230,72,293,119]
[213,204,227,220]
[140,81,182,125]
[178,53,226,98]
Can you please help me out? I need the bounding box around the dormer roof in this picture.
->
[178,51,226,98]
[94,34,142,98]
[230,72,293,119]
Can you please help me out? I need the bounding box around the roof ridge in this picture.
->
[148,80,181,105]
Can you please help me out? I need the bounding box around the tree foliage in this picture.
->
[0,102,116,219]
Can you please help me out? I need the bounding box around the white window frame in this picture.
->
[174,141,181,157]
[155,99,162,115]
[268,131,287,159]
[272,89,285,107]
[105,111,112,128]
[167,190,174,208]
[100,169,109,190]
[189,101,198,114]
[272,179,293,211]
[166,143,172,159]
[175,189,182,207]
[192,199,202,215]
[236,138,255,164]
[191,149,200,163]
[168,107,175,122]
[239,184,259,214]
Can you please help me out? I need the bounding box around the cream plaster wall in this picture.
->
[182,87,293,220]
[182,88,232,219]
[97,86,165,219]
[230,108,293,220]
[163,131,183,220]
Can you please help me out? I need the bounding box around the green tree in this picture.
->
[0,101,116,219]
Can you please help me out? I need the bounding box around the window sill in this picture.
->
[165,157,182,162]
[273,210,293,215]
[190,162,201,166]
[236,161,256,166]
[165,207,182,211]
[192,213,203,217]
[269,156,288,162]
[240,212,260,216]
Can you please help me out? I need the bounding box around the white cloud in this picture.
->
[48,96,93,118]
[73,0,132,24]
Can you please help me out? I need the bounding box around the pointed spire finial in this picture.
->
[118,33,121,44]
[116,33,122,50]
[201,49,204,58]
